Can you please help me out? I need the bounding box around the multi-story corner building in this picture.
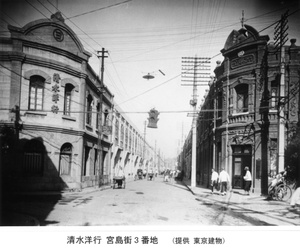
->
[0,12,160,192]
[0,13,113,190]
[0,12,115,191]
[182,24,300,194]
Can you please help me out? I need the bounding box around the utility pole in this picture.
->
[154,140,157,173]
[97,48,108,187]
[212,77,217,171]
[143,120,146,174]
[182,56,211,188]
[274,11,288,173]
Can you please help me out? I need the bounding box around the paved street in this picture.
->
[1,176,274,226]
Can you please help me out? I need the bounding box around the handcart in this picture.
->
[112,176,126,189]
[137,169,143,180]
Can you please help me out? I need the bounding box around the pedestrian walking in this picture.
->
[170,170,175,184]
[243,166,252,195]
[211,168,219,194]
[164,169,169,182]
[219,167,230,196]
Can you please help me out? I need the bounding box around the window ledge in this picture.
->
[85,124,93,131]
[62,115,76,121]
[231,112,250,116]
[25,110,47,116]
[269,109,277,113]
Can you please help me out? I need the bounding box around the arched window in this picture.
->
[120,124,124,148]
[103,109,109,126]
[64,84,74,116]
[86,94,93,125]
[29,76,45,111]
[129,130,132,151]
[235,84,249,113]
[125,127,128,150]
[23,139,44,175]
[59,143,72,175]
[115,119,119,145]
[135,133,138,154]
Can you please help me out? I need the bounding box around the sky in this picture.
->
[1,0,300,159]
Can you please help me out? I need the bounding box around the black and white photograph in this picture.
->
[0,0,300,247]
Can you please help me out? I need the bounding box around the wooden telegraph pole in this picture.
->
[97,48,108,187]
[181,56,211,188]
[274,11,289,173]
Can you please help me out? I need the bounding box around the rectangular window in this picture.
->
[29,84,44,110]
[229,88,233,115]
[86,95,93,126]
[64,93,71,115]
[217,91,222,118]
[237,93,244,112]
[270,80,278,110]
[96,104,100,129]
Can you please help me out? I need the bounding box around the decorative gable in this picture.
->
[8,12,91,62]
[222,25,269,52]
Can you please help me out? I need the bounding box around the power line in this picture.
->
[45,0,104,52]
[2,7,299,114]
[111,6,294,63]
[66,0,132,20]
[115,9,300,107]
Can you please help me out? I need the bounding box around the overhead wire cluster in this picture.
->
[0,1,299,115]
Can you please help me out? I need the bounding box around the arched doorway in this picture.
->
[59,143,72,175]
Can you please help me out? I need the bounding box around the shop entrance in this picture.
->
[232,145,252,189]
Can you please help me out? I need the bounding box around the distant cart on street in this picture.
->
[148,172,154,181]
[135,169,143,180]
[112,176,126,189]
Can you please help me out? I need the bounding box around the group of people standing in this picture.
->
[211,167,252,196]
[164,169,177,183]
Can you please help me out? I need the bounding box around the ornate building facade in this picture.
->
[0,12,158,192]
[181,24,300,194]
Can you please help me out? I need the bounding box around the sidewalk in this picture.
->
[183,180,300,226]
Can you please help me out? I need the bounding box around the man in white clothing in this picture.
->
[219,167,230,196]
[290,187,300,210]
[243,166,252,195]
[211,168,219,194]
[289,178,300,211]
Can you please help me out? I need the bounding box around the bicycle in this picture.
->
[268,172,293,201]
[274,181,292,201]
